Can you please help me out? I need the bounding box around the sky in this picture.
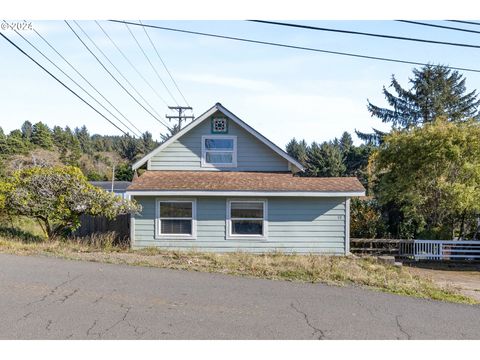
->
[2,19,480,148]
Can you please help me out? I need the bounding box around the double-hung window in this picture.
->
[201,135,237,167]
[227,200,267,239]
[156,200,196,239]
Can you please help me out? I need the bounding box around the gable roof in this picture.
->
[132,103,305,172]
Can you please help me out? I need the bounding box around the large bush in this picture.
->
[0,166,140,238]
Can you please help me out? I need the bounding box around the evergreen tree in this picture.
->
[0,127,7,155]
[306,141,346,177]
[141,131,157,154]
[358,64,480,144]
[31,122,53,150]
[338,132,353,156]
[119,135,141,162]
[3,130,29,154]
[21,121,33,141]
[74,125,93,154]
[286,138,308,167]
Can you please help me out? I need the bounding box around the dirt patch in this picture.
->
[405,263,480,302]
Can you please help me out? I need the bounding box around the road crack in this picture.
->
[291,302,326,340]
[26,274,82,306]
[395,315,412,340]
[57,289,79,304]
[86,319,99,337]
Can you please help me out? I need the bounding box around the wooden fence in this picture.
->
[74,214,130,243]
[350,238,408,256]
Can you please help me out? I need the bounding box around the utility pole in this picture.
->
[165,106,194,130]
[111,162,116,193]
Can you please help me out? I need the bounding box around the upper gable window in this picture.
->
[201,135,237,168]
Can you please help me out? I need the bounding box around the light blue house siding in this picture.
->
[132,196,348,254]
[148,111,290,172]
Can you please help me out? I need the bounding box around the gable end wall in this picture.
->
[149,112,290,171]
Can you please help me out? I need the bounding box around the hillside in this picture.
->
[0,121,160,181]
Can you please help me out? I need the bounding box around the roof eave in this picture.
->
[126,190,365,197]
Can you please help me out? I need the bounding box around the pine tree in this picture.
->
[74,125,93,154]
[286,138,308,167]
[31,122,53,150]
[6,130,29,154]
[358,64,480,144]
[119,135,141,162]
[338,132,353,156]
[141,131,157,153]
[21,121,33,141]
[306,141,346,177]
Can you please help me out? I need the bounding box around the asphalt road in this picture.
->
[0,253,479,339]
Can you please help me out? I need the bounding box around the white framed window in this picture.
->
[155,199,196,239]
[201,135,237,168]
[226,199,268,240]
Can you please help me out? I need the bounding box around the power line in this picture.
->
[94,20,173,111]
[72,20,165,120]
[31,24,143,136]
[66,20,172,131]
[10,24,141,137]
[123,22,179,106]
[396,20,480,35]
[139,20,190,107]
[0,31,129,136]
[447,20,480,26]
[108,20,480,74]
[249,20,480,50]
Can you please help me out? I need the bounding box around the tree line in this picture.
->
[0,122,163,181]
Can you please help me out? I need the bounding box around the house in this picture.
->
[90,181,131,199]
[126,103,365,254]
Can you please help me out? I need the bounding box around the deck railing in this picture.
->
[400,240,480,260]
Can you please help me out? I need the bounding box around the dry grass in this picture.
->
[0,230,476,305]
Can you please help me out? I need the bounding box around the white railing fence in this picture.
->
[399,240,480,260]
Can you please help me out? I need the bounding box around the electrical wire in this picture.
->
[66,20,172,131]
[30,24,143,136]
[396,20,480,35]
[139,20,190,107]
[447,20,480,27]
[249,20,480,50]
[95,20,173,112]
[11,25,141,137]
[0,31,129,136]
[71,20,165,120]
[123,22,179,106]
[108,20,480,74]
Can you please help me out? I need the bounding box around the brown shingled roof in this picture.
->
[128,171,365,193]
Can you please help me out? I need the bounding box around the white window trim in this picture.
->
[201,135,237,168]
[155,198,197,240]
[226,199,268,240]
